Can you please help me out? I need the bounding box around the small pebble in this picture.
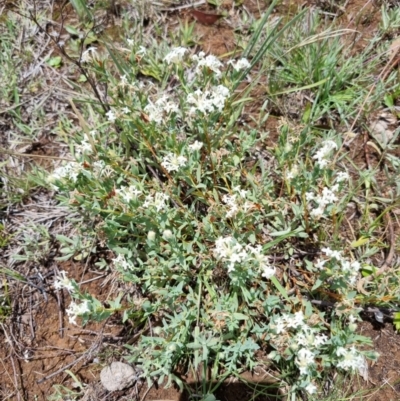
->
[100,361,137,391]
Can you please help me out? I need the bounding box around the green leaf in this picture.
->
[394,312,400,331]
[270,276,290,302]
[46,56,62,68]
[232,313,249,320]
[361,264,377,277]
[69,0,92,21]
[187,342,202,350]
[351,236,369,248]
[311,278,323,291]
[65,25,81,36]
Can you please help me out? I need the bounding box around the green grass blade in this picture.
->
[69,0,92,21]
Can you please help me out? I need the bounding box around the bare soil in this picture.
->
[1,0,400,400]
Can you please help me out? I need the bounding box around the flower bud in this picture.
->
[349,323,357,332]
[147,231,156,241]
[153,326,162,335]
[168,343,177,352]
[162,229,173,240]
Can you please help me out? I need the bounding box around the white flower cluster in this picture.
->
[336,171,349,182]
[222,186,252,218]
[75,131,96,155]
[296,348,315,376]
[214,236,275,278]
[312,140,337,168]
[214,236,246,272]
[306,184,339,219]
[113,254,134,271]
[92,160,113,178]
[274,311,306,334]
[66,300,90,325]
[336,346,367,371]
[192,51,223,77]
[144,95,180,124]
[246,244,276,279]
[48,162,83,189]
[164,47,187,65]
[227,58,251,72]
[187,85,230,115]
[315,247,361,285]
[116,185,142,202]
[143,192,169,211]
[161,153,187,172]
[54,271,75,292]
[271,311,327,393]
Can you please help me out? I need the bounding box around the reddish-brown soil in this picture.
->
[1,0,400,400]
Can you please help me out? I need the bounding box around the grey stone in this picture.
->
[100,361,137,391]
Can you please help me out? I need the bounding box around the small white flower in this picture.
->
[116,185,142,203]
[144,100,164,124]
[305,192,315,201]
[315,259,326,270]
[48,162,82,187]
[307,185,339,220]
[143,192,169,211]
[192,52,223,77]
[314,334,328,347]
[126,38,134,46]
[287,164,299,180]
[188,140,203,151]
[161,153,187,172]
[261,264,276,279]
[245,244,276,279]
[147,231,156,241]
[305,383,317,394]
[106,109,116,122]
[228,58,251,71]
[322,247,342,260]
[214,236,248,272]
[187,85,229,115]
[313,140,338,168]
[351,260,361,271]
[233,185,248,198]
[66,300,90,325]
[162,229,173,240]
[336,346,366,371]
[81,47,97,63]
[296,348,315,375]
[222,193,238,217]
[187,89,214,115]
[120,74,128,87]
[164,47,187,65]
[211,85,230,111]
[336,171,349,182]
[113,254,132,271]
[54,271,74,292]
[137,45,146,56]
[348,314,358,331]
[144,96,180,124]
[274,316,287,334]
[287,311,305,329]
[78,139,92,154]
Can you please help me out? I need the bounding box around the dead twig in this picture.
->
[36,331,103,384]
[1,323,24,401]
